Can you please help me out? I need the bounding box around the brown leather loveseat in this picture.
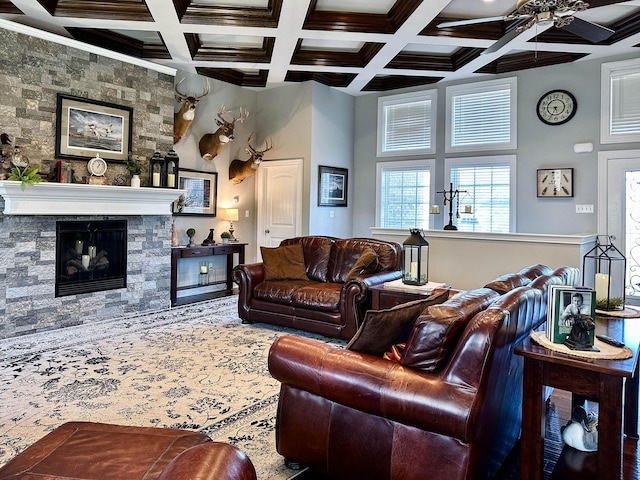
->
[233,236,402,340]
[268,265,580,480]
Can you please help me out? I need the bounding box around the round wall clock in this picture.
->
[536,90,577,126]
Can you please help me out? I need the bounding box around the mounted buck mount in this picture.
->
[199,106,249,161]
[173,78,209,145]
[229,134,273,184]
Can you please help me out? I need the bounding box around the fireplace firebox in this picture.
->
[56,220,127,297]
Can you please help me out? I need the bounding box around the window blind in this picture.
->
[450,162,511,233]
[451,88,511,147]
[379,165,431,229]
[610,70,640,136]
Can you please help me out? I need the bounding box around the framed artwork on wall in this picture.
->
[537,168,574,197]
[55,93,133,163]
[318,165,348,207]
[173,168,218,216]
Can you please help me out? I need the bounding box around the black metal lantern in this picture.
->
[165,149,179,189]
[402,228,429,285]
[149,151,165,188]
[582,235,626,311]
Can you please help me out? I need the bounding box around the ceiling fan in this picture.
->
[438,0,615,55]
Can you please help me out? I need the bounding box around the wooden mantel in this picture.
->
[0,181,185,215]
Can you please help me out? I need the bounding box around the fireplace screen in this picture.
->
[56,220,127,297]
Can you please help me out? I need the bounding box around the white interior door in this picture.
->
[256,159,303,257]
[599,149,640,304]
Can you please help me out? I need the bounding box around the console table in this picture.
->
[170,243,246,306]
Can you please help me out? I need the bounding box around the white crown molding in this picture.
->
[0,181,185,215]
[0,18,177,76]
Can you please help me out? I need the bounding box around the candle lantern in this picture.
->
[582,235,626,311]
[149,151,165,188]
[402,228,429,285]
[165,149,179,189]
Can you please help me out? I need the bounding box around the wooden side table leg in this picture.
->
[598,373,624,480]
[624,358,639,439]
[521,357,545,480]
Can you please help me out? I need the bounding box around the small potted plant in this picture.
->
[125,155,143,187]
[220,231,231,244]
[8,166,46,190]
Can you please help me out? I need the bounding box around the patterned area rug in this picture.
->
[0,296,339,479]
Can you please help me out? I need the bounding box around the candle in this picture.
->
[464,205,472,214]
[167,173,175,188]
[75,240,83,255]
[431,205,439,214]
[88,246,96,258]
[152,172,161,187]
[81,254,90,270]
[200,264,208,274]
[410,262,418,280]
[595,273,610,300]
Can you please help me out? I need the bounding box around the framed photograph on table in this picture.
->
[55,94,133,162]
[318,165,348,207]
[537,168,573,197]
[173,169,218,216]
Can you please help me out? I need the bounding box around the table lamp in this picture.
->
[225,208,239,239]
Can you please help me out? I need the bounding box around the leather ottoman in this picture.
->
[0,421,256,480]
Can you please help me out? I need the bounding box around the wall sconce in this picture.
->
[582,235,626,311]
[149,151,165,188]
[402,228,429,285]
[164,149,179,188]
[225,208,239,239]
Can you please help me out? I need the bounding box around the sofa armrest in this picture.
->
[158,442,257,480]
[268,335,476,442]
[233,263,265,320]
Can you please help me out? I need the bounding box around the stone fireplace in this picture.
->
[0,182,184,339]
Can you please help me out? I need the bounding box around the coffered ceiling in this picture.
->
[1,0,639,95]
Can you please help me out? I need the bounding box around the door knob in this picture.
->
[265,229,270,234]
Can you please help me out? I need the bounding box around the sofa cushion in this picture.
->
[280,236,335,282]
[518,264,553,280]
[291,283,343,311]
[346,290,449,356]
[484,273,531,295]
[254,280,315,305]
[345,247,379,281]
[400,288,499,372]
[261,244,309,281]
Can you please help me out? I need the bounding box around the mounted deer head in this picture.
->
[198,106,249,161]
[173,78,210,145]
[229,134,273,184]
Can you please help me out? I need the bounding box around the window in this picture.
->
[445,156,516,233]
[377,90,436,157]
[601,58,640,144]
[376,160,436,229]
[446,77,517,153]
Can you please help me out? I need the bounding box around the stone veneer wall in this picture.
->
[0,214,172,339]
[0,26,175,183]
[0,26,177,338]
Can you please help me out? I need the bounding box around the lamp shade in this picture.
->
[402,228,429,285]
[225,208,239,221]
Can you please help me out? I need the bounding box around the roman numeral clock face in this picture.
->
[537,90,577,125]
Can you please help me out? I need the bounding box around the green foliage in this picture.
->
[125,156,143,176]
[186,228,196,238]
[8,167,46,191]
[596,296,624,310]
[220,231,232,238]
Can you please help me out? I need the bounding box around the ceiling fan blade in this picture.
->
[437,16,509,28]
[561,17,615,43]
[481,27,523,55]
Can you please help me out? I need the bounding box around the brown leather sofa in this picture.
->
[233,236,402,339]
[0,421,256,480]
[268,265,579,480]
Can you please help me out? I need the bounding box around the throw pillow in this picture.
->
[261,244,308,281]
[345,247,379,281]
[346,289,449,356]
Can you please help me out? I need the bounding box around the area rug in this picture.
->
[0,296,340,479]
